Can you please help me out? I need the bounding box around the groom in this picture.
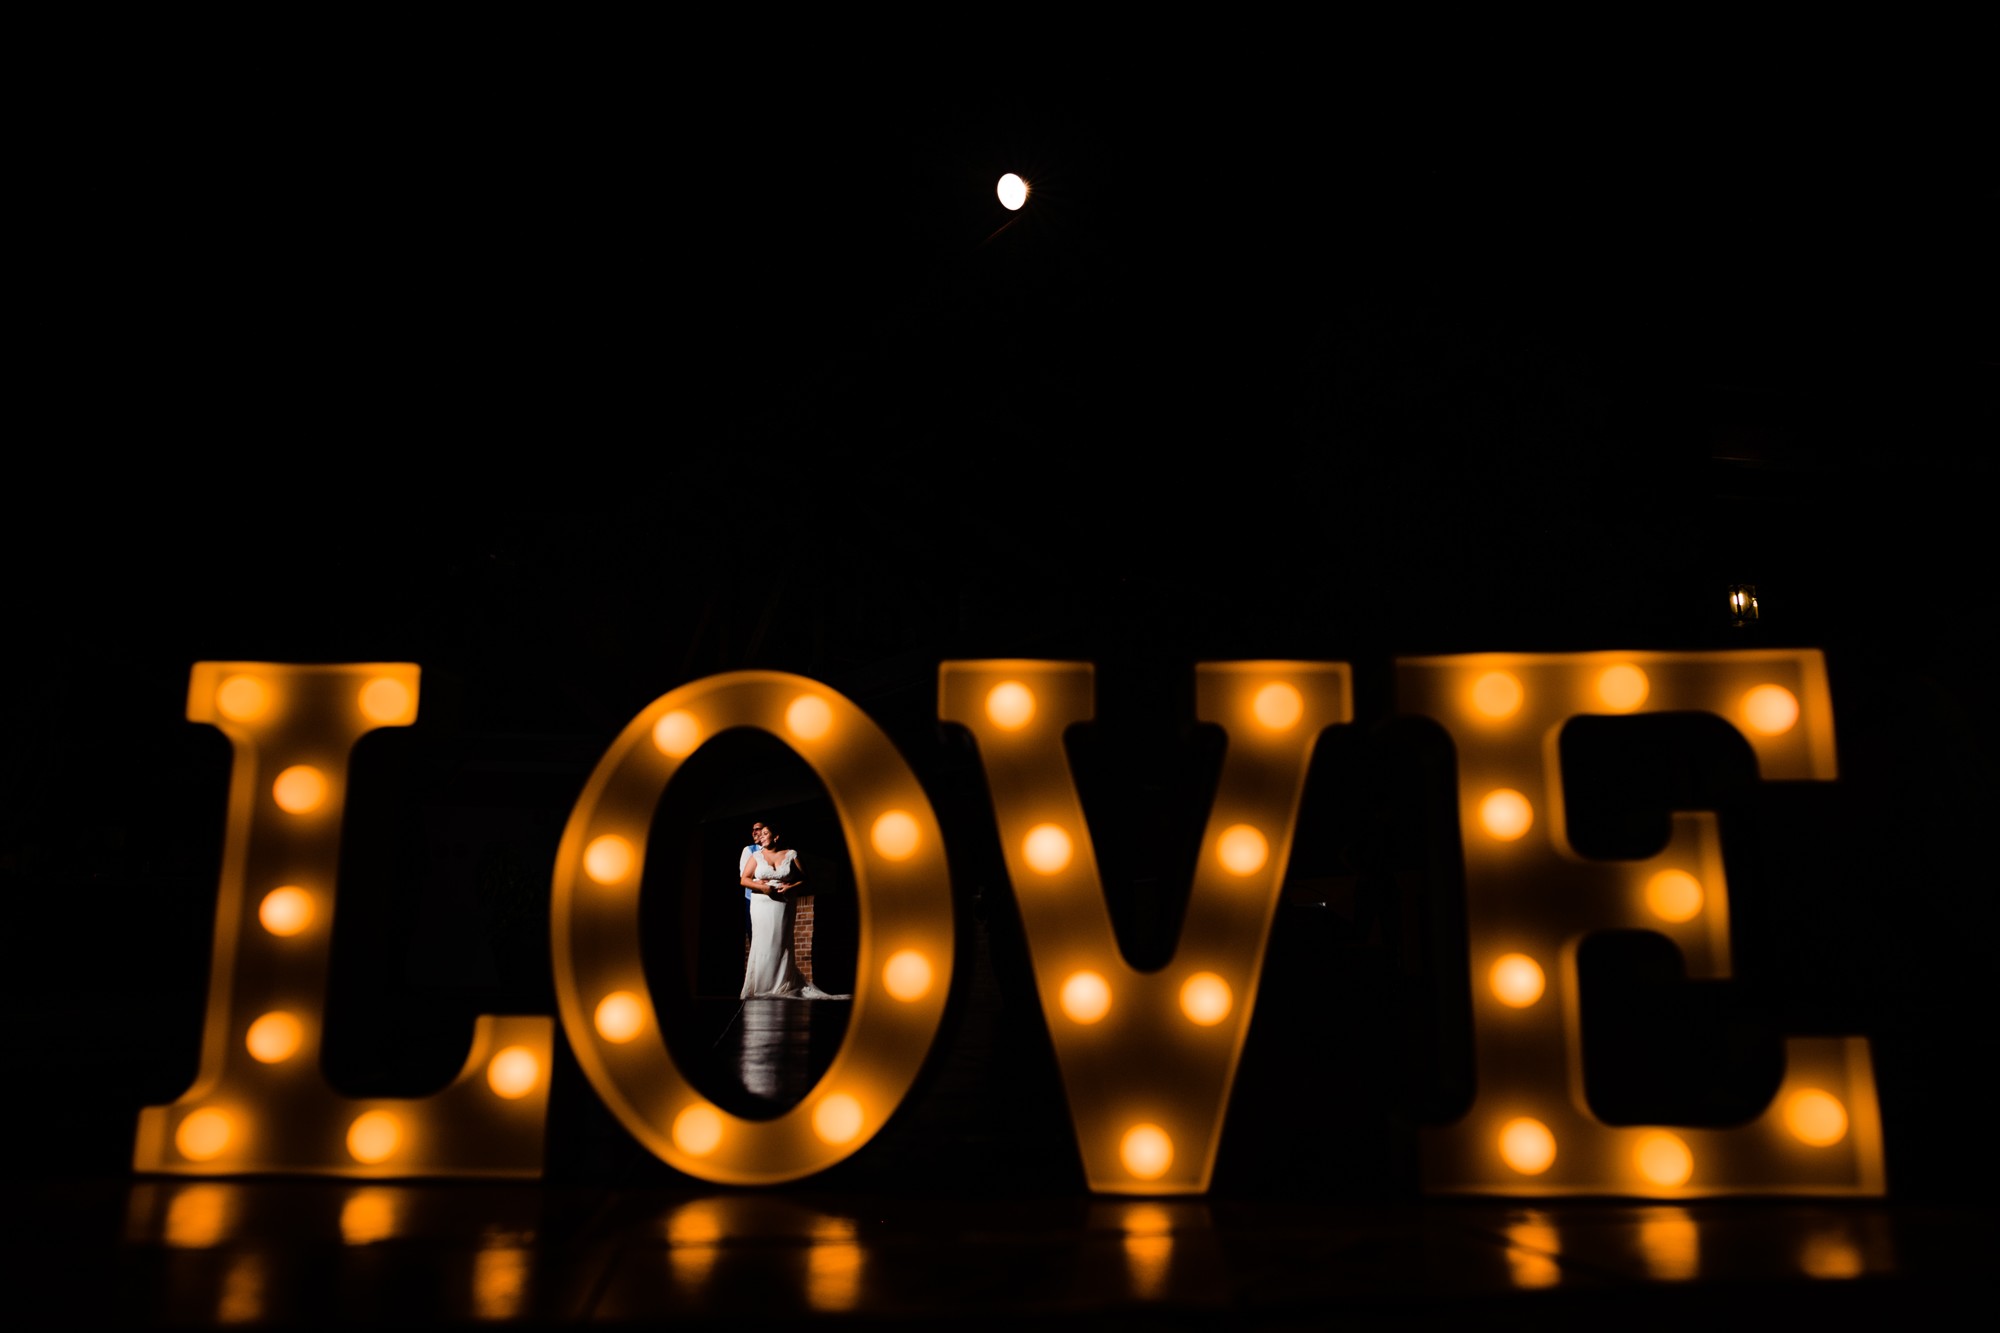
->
[740,820,770,950]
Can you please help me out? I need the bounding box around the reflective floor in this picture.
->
[718,998,851,1112]
[10,1178,1987,1328]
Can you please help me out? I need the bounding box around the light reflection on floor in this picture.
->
[1502,1209,1562,1289]
[1119,1203,1177,1301]
[54,1180,1986,1326]
[472,1246,529,1321]
[1639,1206,1701,1281]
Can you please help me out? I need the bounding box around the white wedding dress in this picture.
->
[741,848,848,1000]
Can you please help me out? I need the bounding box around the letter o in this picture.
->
[550,670,955,1184]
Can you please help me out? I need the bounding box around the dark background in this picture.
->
[6,45,1993,1203]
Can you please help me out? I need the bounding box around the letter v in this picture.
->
[941,661,1351,1193]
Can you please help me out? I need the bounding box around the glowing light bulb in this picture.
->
[1120,1124,1173,1180]
[487,1046,540,1099]
[814,1093,864,1145]
[1645,870,1704,923]
[217,675,269,722]
[584,835,635,885]
[997,173,1028,210]
[1744,684,1799,735]
[1023,824,1073,874]
[358,677,411,723]
[1597,664,1649,711]
[347,1111,402,1164]
[176,1109,233,1162]
[870,810,920,860]
[259,887,313,936]
[1479,789,1533,841]
[883,950,932,1002]
[1489,954,1545,1008]
[673,1104,723,1156]
[653,709,700,758]
[1217,824,1268,876]
[246,1011,303,1063]
[786,695,832,741]
[1060,970,1112,1024]
[273,765,328,814]
[1179,972,1232,1026]
[595,991,644,1043]
[1471,671,1523,720]
[986,681,1035,730]
[1499,1118,1556,1175]
[1783,1089,1849,1147]
[1252,682,1303,730]
[1636,1131,1693,1186]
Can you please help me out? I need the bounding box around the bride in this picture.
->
[738,819,847,1000]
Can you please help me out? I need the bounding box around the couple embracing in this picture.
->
[738,818,847,1000]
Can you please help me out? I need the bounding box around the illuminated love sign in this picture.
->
[133,663,553,1179]
[137,652,1885,1198]
[1400,650,1881,1198]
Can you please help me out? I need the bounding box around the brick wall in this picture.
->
[793,899,814,983]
